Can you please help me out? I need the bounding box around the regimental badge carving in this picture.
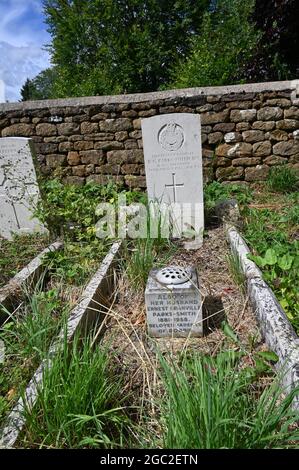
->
[158,122,185,151]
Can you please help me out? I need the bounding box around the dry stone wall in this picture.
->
[0,80,298,189]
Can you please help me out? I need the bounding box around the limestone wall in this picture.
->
[0,80,298,188]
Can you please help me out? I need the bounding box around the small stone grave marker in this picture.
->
[141,113,204,246]
[145,266,202,338]
[0,137,46,239]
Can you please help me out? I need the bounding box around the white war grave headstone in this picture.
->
[142,113,204,338]
[141,113,204,248]
[0,137,46,239]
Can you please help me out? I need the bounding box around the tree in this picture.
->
[20,68,57,101]
[20,78,35,101]
[42,0,209,97]
[244,0,299,82]
[169,0,260,88]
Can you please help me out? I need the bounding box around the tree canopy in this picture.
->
[20,0,298,100]
[42,0,209,97]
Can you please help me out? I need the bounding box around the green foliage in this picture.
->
[246,0,298,82]
[36,179,145,285]
[158,349,299,449]
[0,233,49,288]
[36,179,120,239]
[124,203,177,290]
[22,335,134,448]
[244,203,299,333]
[227,252,246,294]
[267,165,299,193]
[42,0,209,97]
[204,181,252,216]
[249,243,299,331]
[20,68,57,101]
[36,179,121,284]
[0,286,68,423]
[170,0,260,88]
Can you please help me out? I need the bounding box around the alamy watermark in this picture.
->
[0,340,4,364]
[94,195,204,240]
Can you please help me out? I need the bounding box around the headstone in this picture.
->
[0,137,46,239]
[145,266,202,338]
[141,113,204,247]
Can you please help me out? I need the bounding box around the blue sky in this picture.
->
[0,0,51,102]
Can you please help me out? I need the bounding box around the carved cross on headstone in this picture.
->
[164,172,184,203]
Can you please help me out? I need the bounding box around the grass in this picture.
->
[124,237,177,291]
[20,335,134,448]
[0,284,69,424]
[123,201,178,290]
[227,251,246,295]
[0,233,50,288]
[267,165,299,193]
[158,350,299,449]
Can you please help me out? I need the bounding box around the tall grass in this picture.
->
[1,287,67,364]
[21,335,135,448]
[158,351,299,449]
[227,251,246,295]
[267,165,299,193]
[123,201,177,289]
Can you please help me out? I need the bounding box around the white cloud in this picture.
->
[0,0,51,102]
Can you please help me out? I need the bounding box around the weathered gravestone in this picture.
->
[145,266,202,337]
[0,137,46,239]
[141,113,204,247]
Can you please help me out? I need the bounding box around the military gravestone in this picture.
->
[142,113,204,338]
[141,113,204,246]
[0,137,46,239]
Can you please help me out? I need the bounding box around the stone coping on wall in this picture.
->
[1,80,299,111]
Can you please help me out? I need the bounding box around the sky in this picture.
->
[0,0,51,102]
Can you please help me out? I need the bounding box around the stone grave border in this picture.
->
[227,226,299,402]
[0,239,122,448]
[0,241,63,320]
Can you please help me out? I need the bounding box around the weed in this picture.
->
[244,204,299,333]
[0,233,49,288]
[267,166,299,193]
[21,335,134,448]
[227,251,246,294]
[0,285,69,423]
[158,349,299,449]
[204,181,252,220]
[123,202,177,290]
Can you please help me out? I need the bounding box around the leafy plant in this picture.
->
[35,179,144,285]
[249,244,299,331]
[123,204,177,290]
[244,197,299,333]
[204,181,252,220]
